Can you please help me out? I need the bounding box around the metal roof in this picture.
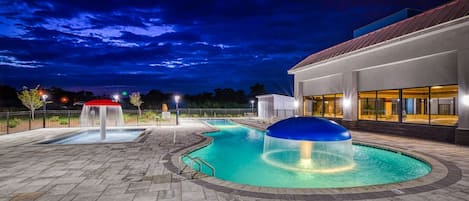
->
[290,0,469,71]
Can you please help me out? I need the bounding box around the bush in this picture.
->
[59,118,68,125]
[8,118,21,128]
[123,113,130,122]
[49,115,60,122]
[143,111,157,120]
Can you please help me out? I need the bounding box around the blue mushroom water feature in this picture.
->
[262,117,355,173]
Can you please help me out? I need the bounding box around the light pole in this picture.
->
[250,100,255,113]
[42,94,48,128]
[174,95,180,125]
[113,94,120,102]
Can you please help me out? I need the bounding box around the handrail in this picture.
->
[179,154,216,178]
[194,157,216,176]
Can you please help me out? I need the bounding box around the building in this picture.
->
[256,94,296,120]
[288,0,469,145]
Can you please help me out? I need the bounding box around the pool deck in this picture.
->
[0,119,468,201]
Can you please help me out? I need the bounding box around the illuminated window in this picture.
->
[402,87,429,124]
[377,90,399,122]
[312,96,323,117]
[335,94,344,118]
[358,91,377,121]
[323,94,335,117]
[430,85,458,126]
[303,96,313,116]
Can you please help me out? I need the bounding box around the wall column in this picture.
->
[295,81,304,116]
[343,71,358,122]
[456,49,469,145]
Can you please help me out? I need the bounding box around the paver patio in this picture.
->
[0,119,468,201]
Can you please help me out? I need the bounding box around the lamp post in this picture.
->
[42,94,48,128]
[174,95,180,125]
[250,100,255,113]
[113,94,120,102]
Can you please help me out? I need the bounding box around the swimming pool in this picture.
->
[185,119,431,188]
[41,129,145,144]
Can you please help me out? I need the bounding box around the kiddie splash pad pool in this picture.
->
[185,119,431,188]
[41,129,145,144]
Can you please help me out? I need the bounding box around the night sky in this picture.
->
[0,0,448,95]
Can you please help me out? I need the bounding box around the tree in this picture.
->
[249,83,266,97]
[17,85,43,120]
[0,85,22,109]
[130,92,143,116]
[143,90,170,109]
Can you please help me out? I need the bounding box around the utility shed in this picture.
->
[256,94,296,119]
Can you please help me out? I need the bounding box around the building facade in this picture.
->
[288,0,469,145]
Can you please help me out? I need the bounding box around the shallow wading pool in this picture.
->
[40,129,145,144]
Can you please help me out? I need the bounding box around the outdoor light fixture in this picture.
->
[463,95,469,106]
[174,95,180,125]
[60,97,69,104]
[293,100,299,117]
[250,100,255,113]
[112,94,120,102]
[343,98,351,108]
[42,94,48,128]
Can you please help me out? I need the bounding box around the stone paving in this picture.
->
[0,119,468,201]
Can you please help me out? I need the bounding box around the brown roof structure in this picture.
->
[290,0,469,71]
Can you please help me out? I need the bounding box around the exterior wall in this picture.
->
[290,16,469,145]
[257,94,295,119]
[272,95,295,110]
[257,96,274,119]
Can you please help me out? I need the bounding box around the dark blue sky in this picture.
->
[0,0,448,95]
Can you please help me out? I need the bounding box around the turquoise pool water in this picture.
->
[185,119,431,188]
[42,129,144,144]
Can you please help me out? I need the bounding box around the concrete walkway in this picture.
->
[0,119,467,201]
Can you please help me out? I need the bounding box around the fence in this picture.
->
[0,108,256,135]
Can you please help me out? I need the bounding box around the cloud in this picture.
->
[0,55,43,68]
[149,58,208,69]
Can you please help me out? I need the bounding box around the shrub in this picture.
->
[123,113,130,122]
[59,118,68,125]
[49,115,60,122]
[8,118,21,128]
[143,111,157,120]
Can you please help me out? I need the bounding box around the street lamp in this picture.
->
[42,94,48,128]
[250,100,255,113]
[174,95,180,125]
[112,94,120,102]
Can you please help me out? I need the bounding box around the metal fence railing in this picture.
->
[0,108,257,135]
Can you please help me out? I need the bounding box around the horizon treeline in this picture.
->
[0,83,272,111]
